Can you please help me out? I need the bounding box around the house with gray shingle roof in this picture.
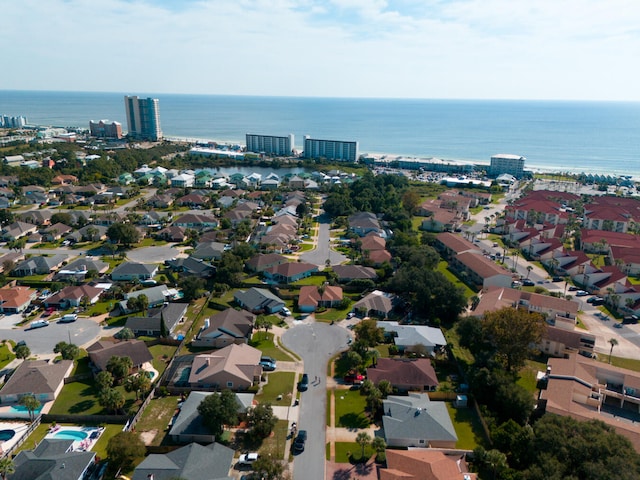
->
[125,302,189,337]
[353,290,396,318]
[111,262,158,281]
[12,438,96,480]
[0,359,73,404]
[192,241,227,261]
[234,287,285,314]
[193,308,255,348]
[167,391,254,445]
[382,393,457,448]
[132,441,234,480]
[12,254,68,277]
[1,221,38,241]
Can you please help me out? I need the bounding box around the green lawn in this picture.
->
[446,402,488,450]
[249,332,294,361]
[290,275,328,286]
[315,305,353,323]
[0,343,15,369]
[443,328,475,370]
[257,372,296,406]
[332,389,370,428]
[134,238,168,248]
[133,394,179,446]
[517,360,546,394]
[50,380,137,415]
[148,344,178,375]
[84,300,113,317]
[437,261,476,299]
[332,441,373,463]
[72,355,91,376]
[92,424,127,460]
[603,355,640,372]
[256,419,288,458]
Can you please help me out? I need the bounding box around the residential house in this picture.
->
[473,286,579,324]
[382,393,458,448]
[171,173,195,188]
[187,343,262,390]
[367,358,439,392]
[245,253,288,273]
[380,449,477,480]
[263,262,318,284]
[353,290,396,318]
[146,194,174,209]
[11,439,96,480]
[132,442,234,480]
[298,285,344,313]
[157,225,186,242]
[165,256,216,278]
[66,224,108,243]
[125,302,189,337]
[18,210,53,226]
[193,308,255,348]
[332,265,378,283]
[378,321,447,355]
[44,284,103,308]
[87,339,153,372]
[54,257,109,281]
[12,254,67,277]
[583,196,640,233]
[192,241,227,261]
[348,212,384,237]
[0,252,24,273]
[110,262,159,281]
[0,286,37,314]
[539,354,640,452]
[0,359,73,404]
[40,222,73,242]
[234,288,285,314]
[450,251,513,290]
[167,391,254,445]
[119,285,180,312]
[173,213,218,230]
[2,221,38,241]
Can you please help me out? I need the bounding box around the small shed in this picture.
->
[454,394,468,408]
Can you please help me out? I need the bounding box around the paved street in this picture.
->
[300,214,347,268]
[282,321,351,480]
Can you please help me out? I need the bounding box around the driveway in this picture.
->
[281,322,351,480]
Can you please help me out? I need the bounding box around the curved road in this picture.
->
[282,322,351,480]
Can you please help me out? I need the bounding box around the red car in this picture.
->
[344,372,365,385]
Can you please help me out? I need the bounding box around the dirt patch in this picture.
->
[139,429,158,445]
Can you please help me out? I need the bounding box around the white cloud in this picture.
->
[2,0,640,99]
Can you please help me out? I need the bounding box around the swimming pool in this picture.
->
[10,404,43,415]
[0,430,15,441]
[54,430,88,441]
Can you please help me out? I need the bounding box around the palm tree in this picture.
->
[609,338,619,364]
[355,431,371,460]
[0,457,15,480]
[526,265,533,280]
[19,394,41,421]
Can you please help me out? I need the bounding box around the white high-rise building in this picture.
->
[246,134,294,156]
[302,136,359,162]
[489,154,526,179]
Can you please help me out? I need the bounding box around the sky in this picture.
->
[3,0,640,100]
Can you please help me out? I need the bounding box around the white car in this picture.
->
[281,307,291,316]
[238,452,259,466]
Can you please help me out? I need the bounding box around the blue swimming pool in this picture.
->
[54,430,88,441]
[10,404,42,414]
[0,430,15,441]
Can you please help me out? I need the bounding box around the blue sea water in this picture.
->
[1,90,639,177]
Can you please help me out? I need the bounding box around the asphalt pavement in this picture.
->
[281,321,351,480]
[299,214,347,268]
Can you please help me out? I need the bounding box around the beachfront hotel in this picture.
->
[246,133,294,156]
[302,135,358,162]
[124,96,163,141]
[489,153,526,179]
[89,120,123,139]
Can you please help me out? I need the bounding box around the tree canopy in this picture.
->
[106,431,146,472]
[197,390,239,437]
[106,222,140,246]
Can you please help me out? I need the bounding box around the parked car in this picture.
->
[293,430,307,453]
[575,290,589,297]
[281,307,291,316]
[259,356,277,371]
[623,315,639,324]
[344,372,365,385]
[58,314,77,323]
[30,320,49,329]
[614,322,623,329]
[568,286,580,291]
[522,279,535,286]
[552,276,563,282]
[238,452,259,466]
[298,373,309,391]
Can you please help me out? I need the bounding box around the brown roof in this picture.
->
[332,265,377,281]
[0,286,35,309]
[474,287,579,317]
[200,308,255,338]
[298,286,321,308]
[381,449,476,480]
[367,358,438,389]
[265,262,317,278]
[456,251,511,279]
[435,232,477,254]
[322,285,343,302]
[87,339,153,371]
[0,360,73,397]
[246,253,288,271]
[188,343,261,385]
[360,235,386,251]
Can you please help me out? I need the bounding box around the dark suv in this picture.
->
[293,430,307,453]
[298,373,309,391]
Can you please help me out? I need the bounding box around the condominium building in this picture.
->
[246,134,294,156]
[124,96,162,141]
[489,154,526,178]
[89,120,123,139]
[303,135,358,162]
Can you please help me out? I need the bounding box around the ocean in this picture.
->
[1,90,639,177]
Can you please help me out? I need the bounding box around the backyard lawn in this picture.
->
[50,380,137,416]
[0,342,15,370]
[332,441,374,463]
[249,332,294,362]
[446,402,488,450]
[133,394,180,446]
[437,261,476,299]
[517,359,546,394]
[331,389,370,428]
[148,344,178,375]
[257,372,296,406]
